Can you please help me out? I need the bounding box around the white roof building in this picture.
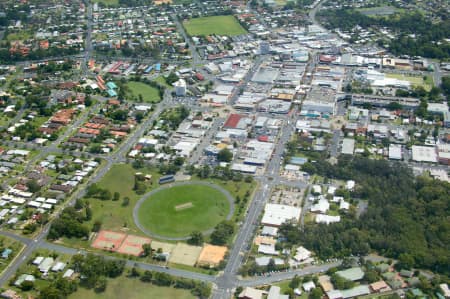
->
[258,244,279,255]
[341,138,355,155]
[389,144,402,160]
[261,203,301,227]
[311,198,330,214]
[411,145,437,163]
[303,281,316,292]
[315,214,341,224]
[51,262,66,272]
[238,287,267,299]
[294,246,312,262]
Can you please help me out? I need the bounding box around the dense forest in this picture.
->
[317,10,450,59]
[283,157,450,275]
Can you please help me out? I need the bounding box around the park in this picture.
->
[183,15,247,37]
[134,182,233,239]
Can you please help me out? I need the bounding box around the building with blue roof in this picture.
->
[107,89,117,97]
[2,248,12,259]
[106,82,117,90]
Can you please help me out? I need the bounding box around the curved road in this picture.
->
[133,181,235,241]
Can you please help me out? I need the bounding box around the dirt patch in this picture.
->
[175,202,193,211]
[169,243,202,266]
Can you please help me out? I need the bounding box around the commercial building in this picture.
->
[302,86,336,115]
[341,138,355,155]
[411,145,437,163]
[174,79,187,96]
[351,94,420,109]
[388,144,402,160]
[261,203,301,227]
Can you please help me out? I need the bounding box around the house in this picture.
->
[303,281,316,292]
[51,262,66,272]
[293,246,312,262]
[14,274,35,287]
[63,269,75,279]
[1,248,12,259]
[238,287,267,299]
[335,267,365,281]
[370,281,391,293]
[268,286,289,299]
[38,257,54,273]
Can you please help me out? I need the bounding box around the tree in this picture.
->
[74,198,84,210]
[165,72,179,85]
[113,192,120,201]
[210,221,235,245]
[152,272,173,286]
[92,220,102,232]
[122,197,130,207]
[99,189,112,201]
[130,265,140,277]
[85,206,92,221]
[20,280,34,291]
[387,102,403,111]
[364,270,379,283]
[289,275,302,289]
[142,243,152,257]
[26,179,41,193]
[94,276,107,293]
[217,148,233,162]
[267,258,276,272]
[188,231,204,246]
[140,270,152,282]
[38,286,60,299]
[309,288,323,299]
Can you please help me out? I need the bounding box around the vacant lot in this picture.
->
[183,16,247,36]
[68,276,195,299]
[137,184,231,238]
[93,0,118,6]
[127,81,161,103]
[385,73,433,91]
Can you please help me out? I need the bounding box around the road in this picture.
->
[81,1,93,76]
[188,117,224,165]
[173,16,202,66]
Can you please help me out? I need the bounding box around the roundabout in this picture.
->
[133,181,234,240]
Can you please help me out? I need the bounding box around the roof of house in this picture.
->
[335,267,365,281]
[238,287,266,299]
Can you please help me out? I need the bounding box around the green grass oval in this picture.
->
[137,184,230,238]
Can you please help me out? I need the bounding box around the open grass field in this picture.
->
[385,73,434,91]
[68,275,195,299]
[85,164,160,236]
[357,6,399,16]
[154,76,170,87]
[137,184,230,238]
[183,16,247,37]
[127,81,161,104]
[93,0,119,6]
